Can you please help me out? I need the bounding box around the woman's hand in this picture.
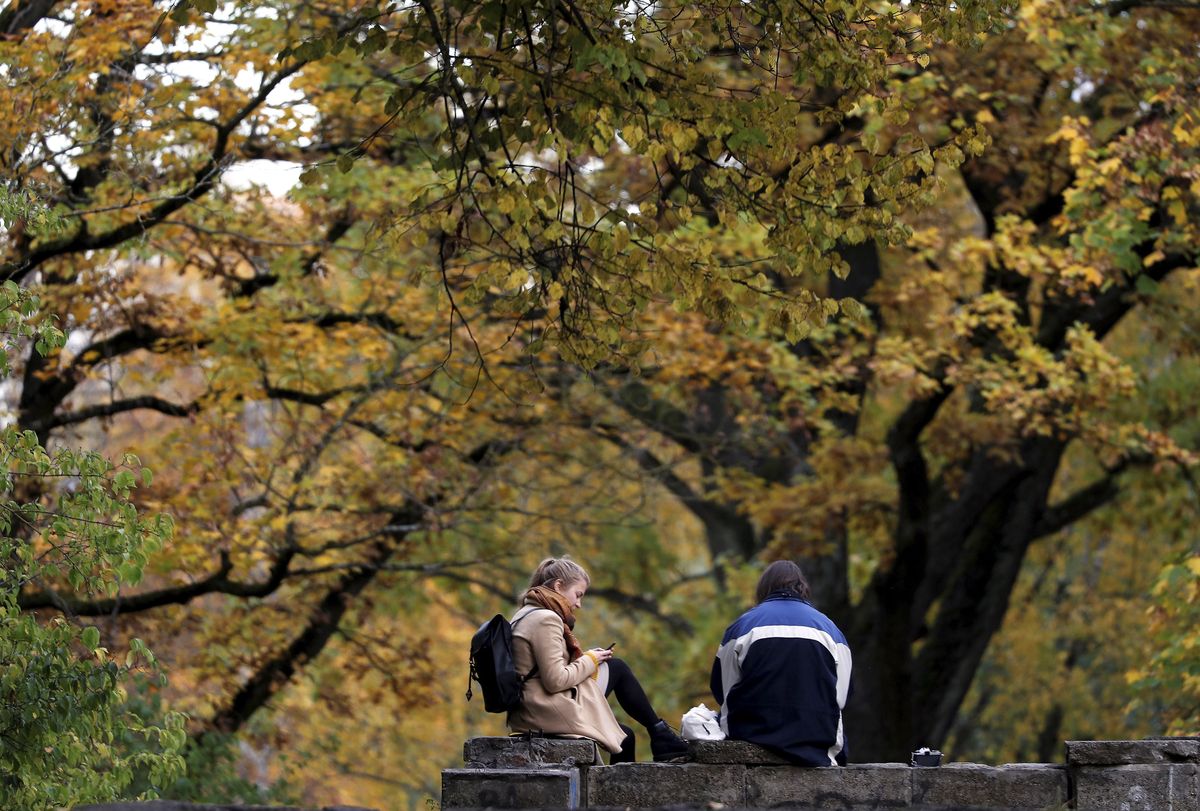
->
[588,647,613,664]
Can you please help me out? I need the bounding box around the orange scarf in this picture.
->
[523,585,585,662]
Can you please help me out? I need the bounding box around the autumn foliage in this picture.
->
[1,0,1198,806]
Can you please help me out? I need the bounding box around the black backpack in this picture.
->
[465,612,539,713]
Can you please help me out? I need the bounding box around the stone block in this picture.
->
[1073,763,1198,811]
[1066,738,1200,766]
[587,763,746,808]
[911,763,1067,810]
[1178,765,1200,811]
[744,764,912,808]
[441,767,580,809]
[464,736,599,768]
[688,739,791,765]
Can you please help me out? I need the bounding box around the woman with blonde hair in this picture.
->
[508,556,688,763]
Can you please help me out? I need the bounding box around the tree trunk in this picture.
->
[843,440,1065,761]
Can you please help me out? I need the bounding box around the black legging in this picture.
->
[603,657,658,728]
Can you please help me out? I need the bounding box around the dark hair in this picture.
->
[755,560,811,604]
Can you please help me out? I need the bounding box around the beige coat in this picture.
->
[506,606,626,753]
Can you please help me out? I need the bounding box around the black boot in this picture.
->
[610,724,636,764]
[649,719,689,762]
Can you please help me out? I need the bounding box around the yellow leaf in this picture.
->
[1186,557,1200,577]
[1168,199,1187,226]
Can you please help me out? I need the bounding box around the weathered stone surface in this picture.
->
[587,763,746,808]
[1179,765,1200,811]
[744,764,912,809]
[1066,738,1200,766]
[441,739,1200,810]
[911,763,1067,810]
[464,736,600,768]
[1073,763,1198,811]
[688,739,791,765]
[442,767,581,809]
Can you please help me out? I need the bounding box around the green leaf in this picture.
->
[1135,275,1160,295]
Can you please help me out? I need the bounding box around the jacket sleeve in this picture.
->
[526,610,598,693]
[836,641,853,709]
[710,656,723,706]
[711,628,741,708]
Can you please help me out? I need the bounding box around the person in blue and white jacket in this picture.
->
[710,560,853,766]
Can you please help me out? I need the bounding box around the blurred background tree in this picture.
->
[1,0,1197,806]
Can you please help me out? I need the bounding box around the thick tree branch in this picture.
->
[1037,251,1192,350]
[44,396,199,430]
[72,326,167,368]
[593,422,760,561]
[0,0,60,36]
[593,424,702,505]
[265,383,356,407]
[285,310,425,343]
[346,417,435,453]
[585,586,693,634]
[18,547,299,616]
[233,214,356,297]
[206,536,397,734]
[1031,461,1136,540]
[885,373,951,562]
[606,380,704,456]
[20,323,168,437]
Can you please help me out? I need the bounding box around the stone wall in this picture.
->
[443,736,1200,810]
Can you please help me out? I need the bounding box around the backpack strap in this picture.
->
[510,607,546,683]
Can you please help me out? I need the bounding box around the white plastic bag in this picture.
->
[680,703,725,741]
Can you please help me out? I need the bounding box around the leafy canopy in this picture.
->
[4,0,1200,801]
[175,0,1000,366]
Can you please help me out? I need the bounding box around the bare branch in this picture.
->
[17,549,296,615]
[585,585,694,634]
[45,396,199,430]
[233,214,356,297]
[593,423,702,505]
[1031,458,1142,540]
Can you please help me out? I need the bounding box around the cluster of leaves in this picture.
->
[0,186,66,242]
[250,0,999,367]
[0,272,184,805]
[114,676,299,804]
[1128,553,1200,736]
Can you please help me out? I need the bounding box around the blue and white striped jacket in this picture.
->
[710,593,853,766]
